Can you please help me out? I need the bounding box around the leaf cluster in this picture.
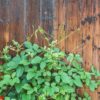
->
[0,40,100,100]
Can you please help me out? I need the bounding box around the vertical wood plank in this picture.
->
[28,0,40,45]
[92,0,100,98]
[29,0,40,31]
[65,0,73,53]
[57,0,65,51]
[82,0,93,71]
[53,0,59,41]
[39,0,54,46]
[0,0,10,48]
[82,0,98,99]
[65,0,82,54]
[93,0,100,69]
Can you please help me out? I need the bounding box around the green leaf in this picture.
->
[22,94,31,100]
[23,84,32,90]
[89,80,97,91]
[56,95,64,100]
[78,97,82,100]
[65,94,70,100]
[38,94,46,100]
[86,72,91,79]
[74,76,82,87]
[72,60,80,68]
[24,41,32,49]
[4,75,11,80]
[27,94,31,100]
[80,72,86,80]
[27,72,34,80]
[40,62,46,69]
[67,87,75,93]
[51,82,56,87]
[91,65,100,77]
[47,87,55,96]
[10,77,20,86]
[33,87,37,92]
[20,59,30,66]
[67,53,74,62]
[64,85,75,93]
[33,44,39,51]
[71,97,76,100]
[3,75,11,84]
[27,88,34,94]
[60,72,72,84]
[96,70,100,77]
[84,92,90,98]
[11,72,16,78]
[59,87,66,95]
[22,93,27,100]
[52,86,59,93]
[15,84,22,93]
[55,75,60,83]
[86,78,90,86]
[12,55,21,63]
[83,98,87,100]
[31,56,42,64]
[97,80,100,86]
[6,61,17,70]
[75,54,83,62]
[16,66,24,77]
[46,71,51,76]
[5,97,10,100]
[91,65,96,73]
[37,78,44,84]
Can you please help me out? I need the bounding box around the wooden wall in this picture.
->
[0,0,100,99]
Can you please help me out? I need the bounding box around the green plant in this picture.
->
[0,30,100,100]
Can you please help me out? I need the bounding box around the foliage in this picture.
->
[0,36,100,100]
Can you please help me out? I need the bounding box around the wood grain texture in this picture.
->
[0,0,100,99]
[82,0,93,71]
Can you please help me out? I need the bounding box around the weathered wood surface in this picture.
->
[0,0,100,99]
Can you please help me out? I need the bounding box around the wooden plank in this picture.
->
[65,0,73,53]
[28,0,41,45]
[56,0,65,51]
[39,0,54,46]
[53,0,59,41]
[65,0,82,54]
[0,0,28,45]
[93,0,100,70]
[82,0,98,100]
[9,0,28,43]
[82,0,93,71]
[65,0,70,53]
[0,0,10,48]
[29,0,40,29]
[92,1,100,98]
[71,0,82,54]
